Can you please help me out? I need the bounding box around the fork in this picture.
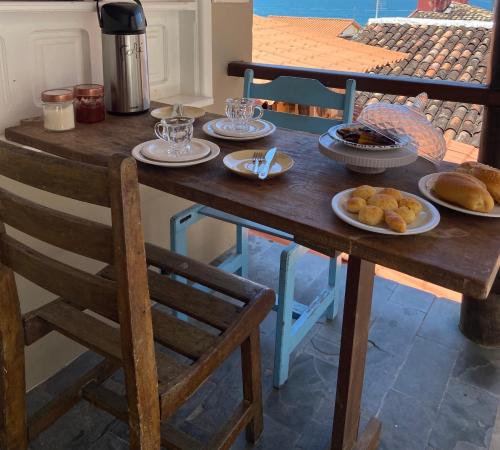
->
[252,152,264,174]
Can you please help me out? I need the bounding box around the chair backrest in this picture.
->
[243,69,356,134]
[0,142,159,437]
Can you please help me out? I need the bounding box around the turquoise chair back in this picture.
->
[243,69,356,134]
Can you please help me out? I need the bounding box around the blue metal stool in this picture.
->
[171,69,356,387]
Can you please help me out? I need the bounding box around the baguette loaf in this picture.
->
[433,172,494,213]
[456,161,500,203]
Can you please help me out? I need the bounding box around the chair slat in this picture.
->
[100,266,241,331]
[248,76,346,109]
[0,187,113,263]
[36,301,123,361]
[36,301,188,382]
[0,141,110,207]
[145,243,266,304]
[0,234,117,319]
[151,309,218,360]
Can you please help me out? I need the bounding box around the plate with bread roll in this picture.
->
[418,162,500,218]
[332,185,440,235]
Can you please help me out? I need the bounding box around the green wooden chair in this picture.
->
[171,69,356,387]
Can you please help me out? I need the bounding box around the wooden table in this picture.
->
[6,105,500,450]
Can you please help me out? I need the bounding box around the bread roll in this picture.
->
[385,210,407,233]
[358,205,384,226]
[351,185,376,200]
[433,172,494,213]
[395,206,416,224]
[346,196,366,213]
[457,161,500,203]
[380,187,403,200]
[398,197,423,214]
[367,194,398,211]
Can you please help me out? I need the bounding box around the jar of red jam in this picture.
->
[74,84,105,124]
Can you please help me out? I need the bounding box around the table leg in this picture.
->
[460,275,500,347]
[330,256,380,450]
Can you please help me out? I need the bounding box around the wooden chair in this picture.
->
[0,141,275,450]
[170,69,356,388]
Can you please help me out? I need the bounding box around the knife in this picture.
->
[258,147,278,180]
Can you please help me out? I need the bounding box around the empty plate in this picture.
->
[203,120,276,141]
[212,118,272,138]
[223,150,294,179]
[140,139,211,163]
[132,139,220,168]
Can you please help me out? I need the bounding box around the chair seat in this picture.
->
[29,242,274,422]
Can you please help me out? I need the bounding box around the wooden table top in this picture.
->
[5,104,499,299]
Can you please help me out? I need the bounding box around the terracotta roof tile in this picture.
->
[411,1,493,21]
[353,18,489,146]
[253,16,407,74]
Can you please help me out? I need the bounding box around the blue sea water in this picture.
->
[254,0,494,26]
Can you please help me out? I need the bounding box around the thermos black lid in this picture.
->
[98,1,147,35]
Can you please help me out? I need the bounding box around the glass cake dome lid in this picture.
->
[357,93,446,164]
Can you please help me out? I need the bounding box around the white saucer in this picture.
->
[203,119,276,141]
[223,150,294,179]
[140,139,211,163]
[418,173,500,218]
[150,105,205,121]
[132,138,220,168]
[212,118,272,138]
[331,187,440,235]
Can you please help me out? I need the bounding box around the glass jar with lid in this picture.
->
[74,84,105,124]
[41,89,75,132]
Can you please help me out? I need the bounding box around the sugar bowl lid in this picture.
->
[41,89,74,103]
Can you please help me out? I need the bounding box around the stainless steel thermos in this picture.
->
[97,0,150,114]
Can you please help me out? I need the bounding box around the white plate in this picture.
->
[331,188,440,235]
[329,123,411,151]
[132,138,220,168]
[140,139,211,163]
[212,118,272,138]
[418,173,500,218]
[150,105,205,120]
[223,150,294,179]
[203,119,276,141]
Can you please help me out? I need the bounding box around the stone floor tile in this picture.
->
[378,389,436,450]
[301,333,340,366]
[452,341,500,397]
[417,297,466,351]
[393,336,458,410]
[370,275,399,320]
[30,402,117,450]
[388,283,436,313]
[428,379,498,450]
[87,431,129,450]
[231,413,300,450]
[368,302,426,357]
[362,343,406,413]
[294,418,331,450]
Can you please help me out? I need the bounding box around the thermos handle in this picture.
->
[96,0,147,27]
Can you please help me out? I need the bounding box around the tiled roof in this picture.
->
[354,21,490,146]
[264,16,361,38]
[411,1,493,21]
[253,15,407,74]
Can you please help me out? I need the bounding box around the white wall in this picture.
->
[207,1,253,114]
